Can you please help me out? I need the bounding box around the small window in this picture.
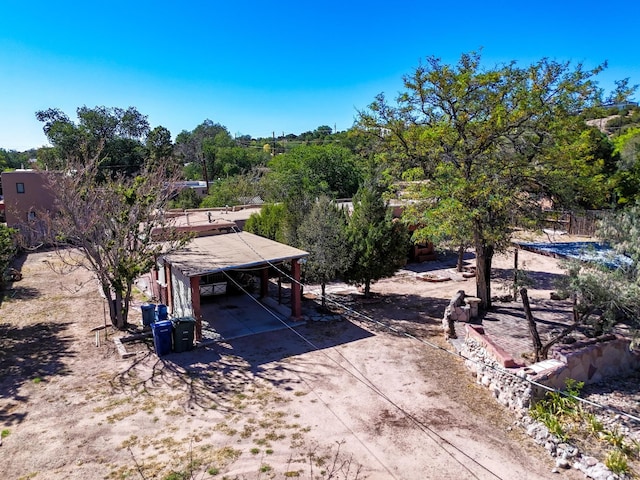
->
[16,182,25,194]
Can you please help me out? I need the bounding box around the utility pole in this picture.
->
[272,131,276,156]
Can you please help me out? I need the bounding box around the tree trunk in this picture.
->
[457,244,465,272]
[364,279,371,298]
[475,240,494,310]
[513,248,519,301]
[521,287,543,362]
[113,290,126,330]
[321,282,326,309]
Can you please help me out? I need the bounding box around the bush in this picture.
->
[0,225,18,289]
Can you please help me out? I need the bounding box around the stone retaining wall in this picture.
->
[461,325,640,403]
[541,335,640,390]
[460,331,532,412]
[459,325,639,479]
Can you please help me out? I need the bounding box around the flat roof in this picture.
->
[164,231,308,277]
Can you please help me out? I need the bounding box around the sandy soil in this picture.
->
[0,246,583,480]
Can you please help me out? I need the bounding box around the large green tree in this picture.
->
[146,125,176,172]
[200,172,265,208]
[344,177,409,297]
[36,106,151,175]
[176,120,269,185]
[609,126,640,205]
[298,196,351,308]
[359,52,606,308]
[264,143,362,246]
[244,203,287,243]
[266,144,362,200]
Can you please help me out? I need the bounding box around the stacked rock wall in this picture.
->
[461,335,533,412]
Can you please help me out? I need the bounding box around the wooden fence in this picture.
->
[541,210,610,236]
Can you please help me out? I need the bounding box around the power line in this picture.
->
[218,269,402,480]
[227,225,640,425]
[210,228,509,478]
[218,268,494,480]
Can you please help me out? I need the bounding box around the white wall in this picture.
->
[171,266,193,318]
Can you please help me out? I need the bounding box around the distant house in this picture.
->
[602,101,639,110]
[0,170,55,228]
[170,180,209,198]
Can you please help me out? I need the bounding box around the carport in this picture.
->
[158,231,308,341]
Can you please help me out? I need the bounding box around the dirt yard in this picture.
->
[0,245,584,480]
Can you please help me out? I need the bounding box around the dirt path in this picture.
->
[0,248,582,479]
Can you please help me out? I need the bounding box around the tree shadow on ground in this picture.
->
[108,290,454,413]
[338,292,450,338]
[492,267,566,291]
[403,250,476,274]
[0,321,75,427]
[109,319,375,412]
[0,252,34,308]
[0,286,40,307]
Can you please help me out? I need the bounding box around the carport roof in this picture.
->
[164,231,308,277]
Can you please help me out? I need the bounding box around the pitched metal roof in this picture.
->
[164,231,308,277]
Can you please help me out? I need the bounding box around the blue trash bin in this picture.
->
[157,304,168,321]
[141,304,156,326]
[151,320,173,356]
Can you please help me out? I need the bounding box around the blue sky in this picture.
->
[1,0,639,150]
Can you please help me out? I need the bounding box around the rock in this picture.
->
[584,456,599,467]
[555,458,570,469]
[574,456,616,480]
[545,441,557,455]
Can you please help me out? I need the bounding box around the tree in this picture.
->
[606,78,638,105]
[609,127,640,205]
[359,51,606,308]
[266,144,362,200]
[244,203,287,243]
[525,206,640,360]
[146,126,176,171]
[175,120,231,188]
[298,196,351,308]
[200,173,264,208]
[35,106,151,175]
[35,106,190,330]
[36,146,65,171]
[0,149,9,171]
[344,177,409,297]
[0,225,17,289]
[39,157,189,330]
[169,187,202,210]
[264,144,363,246]
[0,148,36,170]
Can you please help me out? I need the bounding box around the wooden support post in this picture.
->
[260,268,269,299]
[291,259,302,319]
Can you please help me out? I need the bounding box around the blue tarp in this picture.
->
[515,241,632,269]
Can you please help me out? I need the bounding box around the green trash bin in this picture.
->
[172,317,195,352]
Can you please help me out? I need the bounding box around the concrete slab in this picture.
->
[199,293,304,343]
